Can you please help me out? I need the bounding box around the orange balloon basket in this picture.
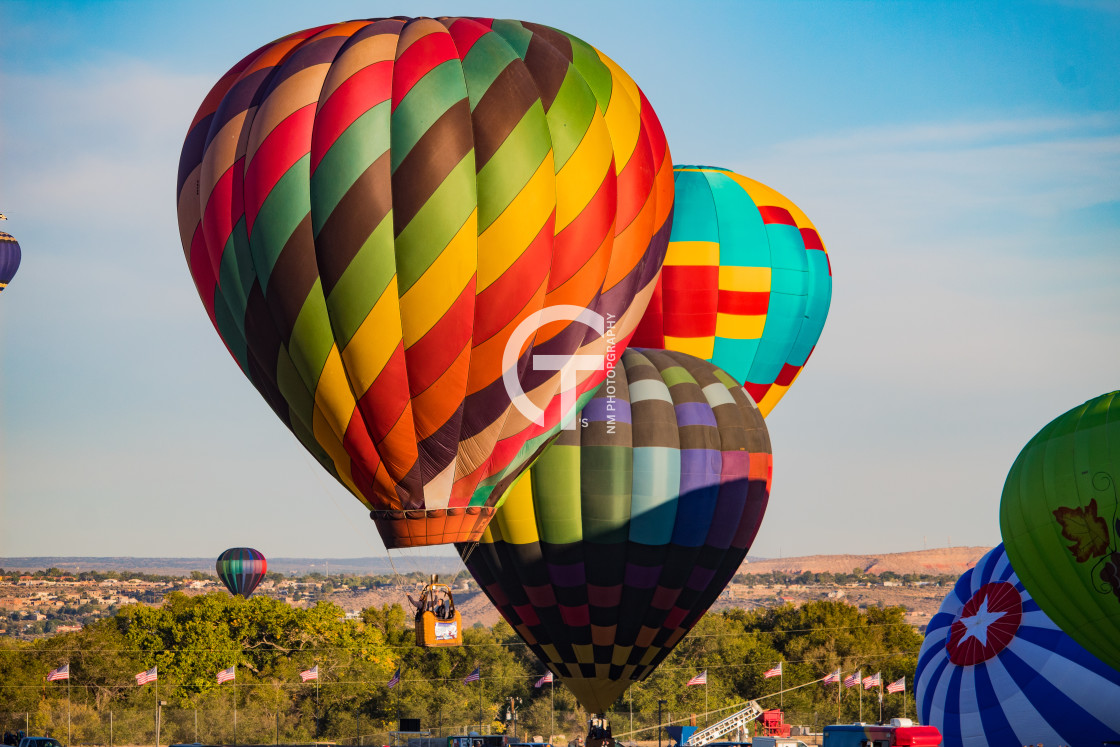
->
[370,506,495,549]
[416,609,463,647]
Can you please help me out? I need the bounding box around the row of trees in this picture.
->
[0,593,923,744]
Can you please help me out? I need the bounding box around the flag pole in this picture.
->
[67,675,71,747]
[836,670,840,723]
[780,664,783,711]
[858,675,862,723]
[478,665,483,734]
[233,680,238,747]
[551,677,556,741]
[878,677,883,724]
[704,678,708,727]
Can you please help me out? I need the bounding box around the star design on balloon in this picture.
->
[957,594,1006,646]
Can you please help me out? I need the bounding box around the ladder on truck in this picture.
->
[686,701,764,746]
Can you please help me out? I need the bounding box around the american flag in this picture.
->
[300,666,319,683]
[535,671,553,688]
[763,662,782,679]
[862,672,881,690]
[387,667,401,689]
[47,664,69,682]
[843,670,861,688]
[463,667,481,684]
[216,666,235,684]
[822,669,841,685]
[886,677,905,694]
[686,671,707,686]
[135,666,158,685]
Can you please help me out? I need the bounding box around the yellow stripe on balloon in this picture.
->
[312,345,359,441]
[399,208,477,348]
[476,153,556,291]
[758,383,787,417]
[715,313,766,339]
[718,265,771,291]
[665,240,720,266]
[664,334,714,359]
[493,475,541,545]
[597,54,641,173]
[554,113,614,232]
[340,276,403,395]
[725,172,818,230]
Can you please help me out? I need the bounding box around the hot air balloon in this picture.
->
[176,18,673,549]
[216,547,268,597]
[915,544,1120,745]
[459,348,772,713]
[631,166,830,416]
[999,390,1120,672]
[0,231,20,293]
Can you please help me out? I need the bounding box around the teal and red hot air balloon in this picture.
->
[459,348,772,712]
[632,166,831,416]
[216,548,268,597]
[177,17,673,548]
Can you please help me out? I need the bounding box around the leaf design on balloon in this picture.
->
[1053,499,1111,562]
[1101,551,1120,602]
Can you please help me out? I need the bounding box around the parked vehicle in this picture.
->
[751,738,810,747]
[822,720,941,747]
[17,738,63,747]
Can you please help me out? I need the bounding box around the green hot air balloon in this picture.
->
[1000,390,1120,672]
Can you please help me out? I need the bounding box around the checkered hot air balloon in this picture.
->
[216,547,268,597]
[915,544,1120,746]
[177,18,674,549]
[460,348,772,713]
[632,166,831,417]
[0,231,20,293]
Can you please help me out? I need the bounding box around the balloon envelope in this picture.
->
[0,232,20,292]
[216,547,268,597]
[631,166,831,416]
[999,390,1120,671]
[177,18,673,548]
[916,544,1120,745]
[460,348,772,712]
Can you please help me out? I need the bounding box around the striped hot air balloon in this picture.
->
[632,166,831,416]
[177,18,673,548]
[0,231,20,293]
[915,544,1120,746]
[460,348,772,713]
[215,547,268,598]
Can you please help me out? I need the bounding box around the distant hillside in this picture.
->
[0,556,466,576]
[737,546,991,577]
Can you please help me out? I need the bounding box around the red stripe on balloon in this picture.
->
[559,604,591,627]
[404,281,475,397]
[717,289,769,316]
[473,215,554,344]
[774,362,800,386]
[757,205,796,226]
[548,170,616,291]
[391,28,460,112]
[243,105,316,236]
[801,227,824,251]
[743,381,770,403]
[200,163,240,276]
[445,17,492,59]
[613,122,656,236]
[311,60,393,173]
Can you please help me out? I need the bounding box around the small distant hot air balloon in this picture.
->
[0,230,20,294]
[631,166,831,416]
[177,17,673,549]
[916,544,1120,745]
[216,548,268,597]
[460,348,772,713]
[999,390,1120,672]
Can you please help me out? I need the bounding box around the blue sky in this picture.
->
[1,0,1117,562]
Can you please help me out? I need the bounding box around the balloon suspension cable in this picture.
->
[459,541,480,567]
